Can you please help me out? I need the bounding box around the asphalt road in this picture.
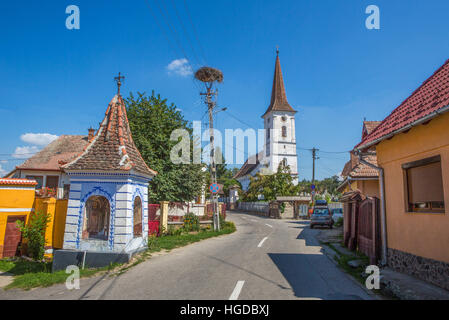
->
[0,211,373,300]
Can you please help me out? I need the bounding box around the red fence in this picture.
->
[148,204,160,236]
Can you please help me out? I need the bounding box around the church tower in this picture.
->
[261,50,299,184]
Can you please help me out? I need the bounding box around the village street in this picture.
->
[0,212,373,300]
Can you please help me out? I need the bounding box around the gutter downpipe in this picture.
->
[355,151,388,266]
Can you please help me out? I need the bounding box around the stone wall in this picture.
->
[388,248,449,291]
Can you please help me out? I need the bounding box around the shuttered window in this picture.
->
[46,176,59,189]
[403,156,445,213]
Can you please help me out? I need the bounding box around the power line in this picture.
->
[182,0,208,64]
[169,0,203,66]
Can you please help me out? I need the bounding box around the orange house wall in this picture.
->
[376,111,449,264]
[343,179,379,198]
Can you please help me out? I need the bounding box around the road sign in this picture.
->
[209,183,220,194]
[311,184,316,190]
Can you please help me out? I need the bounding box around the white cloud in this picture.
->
[20,133,58,146]
[12,146,40,159]
[166,58,193,77]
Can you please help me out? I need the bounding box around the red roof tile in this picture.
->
[0,178,38,186]
[357,59,449,149]
[233,152,263,179]
[16,135,89,171]
[64,94,157,177]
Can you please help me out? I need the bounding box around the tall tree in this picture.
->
[126,92,205,202]
[243,162,297,201]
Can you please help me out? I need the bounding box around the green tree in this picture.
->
[243,162,297,201]
[126,92,205,202]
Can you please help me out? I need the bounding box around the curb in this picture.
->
[319,242,383,300]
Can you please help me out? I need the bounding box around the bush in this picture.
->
[183,213,200,232]
[166,225,183,236]
[16,211,51,261]
[334,217,343,227]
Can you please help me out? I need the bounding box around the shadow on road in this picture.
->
[268,253,364,300]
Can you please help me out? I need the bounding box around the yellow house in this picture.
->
[356,58,449,290]
[338,121,381,198]
[0,178,37,259]
[0,178,68,260]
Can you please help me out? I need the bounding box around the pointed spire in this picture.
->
[262,49,296,118]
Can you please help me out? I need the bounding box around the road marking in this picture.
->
[229,281,245,300]
[265,223,273,228]
[257,237,268,248]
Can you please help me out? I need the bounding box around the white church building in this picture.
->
[234,50,299,191]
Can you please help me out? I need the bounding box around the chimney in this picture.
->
[88,127,95,142]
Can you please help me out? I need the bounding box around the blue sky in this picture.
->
[0,0,448,180]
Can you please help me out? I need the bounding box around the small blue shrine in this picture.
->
[53,75,157,270]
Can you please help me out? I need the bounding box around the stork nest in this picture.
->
[194,67,223,83]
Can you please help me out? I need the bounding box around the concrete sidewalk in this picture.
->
[380,268,449,300]
[314,225,449,300]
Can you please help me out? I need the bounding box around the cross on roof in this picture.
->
[114,72,125,95]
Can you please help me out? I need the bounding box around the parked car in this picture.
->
[331,208,343,223]
[310,207,333,229]
[314,199,328,206]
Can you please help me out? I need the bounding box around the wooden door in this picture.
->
[3,216,26,258]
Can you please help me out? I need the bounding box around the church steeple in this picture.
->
[262,49,296,118]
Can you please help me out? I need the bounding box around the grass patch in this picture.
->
[0,258,119,290]
[1,221,237,290]
[148,221,236,253]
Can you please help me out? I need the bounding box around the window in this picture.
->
[46,176,59,190]
[282,126,287,138]
[266,144,270,157]
[133,196,143,237]
[281,116,287,122]
[26,175,43,189]
[403,155,445,213]
[83,196,110,240]
[267,129,270,140]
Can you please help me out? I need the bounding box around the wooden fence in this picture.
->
[341,191,381,264]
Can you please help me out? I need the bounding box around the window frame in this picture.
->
[402,155,445,214]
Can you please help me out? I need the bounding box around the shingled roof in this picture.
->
[16,135,89,171]
[262,51,296,118]
[64,94,157,177]
[357,59,449,150]
[233,152,263,179]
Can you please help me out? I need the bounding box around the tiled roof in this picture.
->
[233,152,263,179]
[64,94,157,177]
[341,154,379,179]
[363,121,381,135]
[357,59,449,149]
[0,178,38,186]
[262,52,296,117]
[16,135,89,171]
[349,154,379,178]
[341,160,352,177]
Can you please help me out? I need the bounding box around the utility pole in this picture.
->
[311,147,319,204]
[201,86,220,231]
[195,66,223,232]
